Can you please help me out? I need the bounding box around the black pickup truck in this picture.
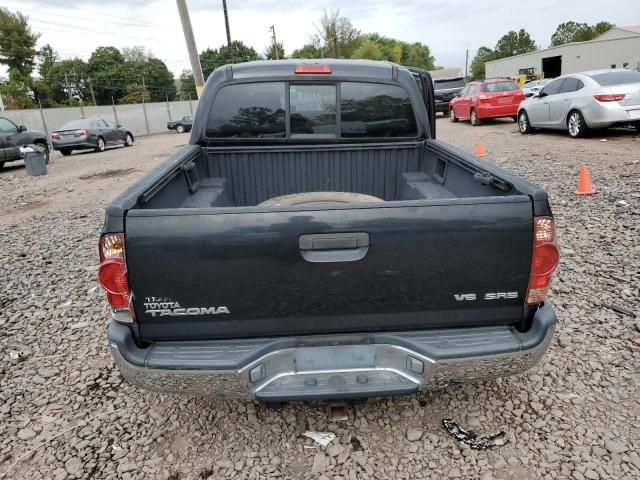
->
[0,116,50,169]
[100,59,559,402]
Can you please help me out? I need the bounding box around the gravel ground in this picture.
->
[1,122,639,480]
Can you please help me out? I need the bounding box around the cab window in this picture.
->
[558,78,582,93]
[541,79,564,96]
[340,82,417,138]
[0,117,18,133]
[206,82,286,138]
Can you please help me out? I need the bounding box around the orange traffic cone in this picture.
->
[475,140,487,157]
[576,164,596,195]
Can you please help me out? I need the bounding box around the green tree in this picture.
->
[37,44,59,78]
[550,21,589,46]
[120,84,151,104]
[178,70,196,100]
[313,9,360,58]
[351,38,386,61]
[470,46,496,79]
[0,8,39,78]
[200,41,261,79]
[0,8,39,108]
[264,42,286,60]
[291,43,322,59]
[44,58,89,105]
[348,33,435,69]
[32,77,56,107]
[0,73,33,109]
[550,21,614,46]
[592,21,614,37]
[494,29,537,58]
[355,34,400,62]
[400,42,435,70]
[122,46,150,63]
[102,48,176,102]
[87,46,125,104]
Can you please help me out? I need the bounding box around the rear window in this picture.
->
[206,82,418,140]
[290,84,337,136]
[341,83,417,138]
[206,82,286,138]
[61,119,92,130]
[434,78,466,90]
[589,71,640,86]
[481,81,519,92]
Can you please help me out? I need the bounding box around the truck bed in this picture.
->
[135,140,517,210]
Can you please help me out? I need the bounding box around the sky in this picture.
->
[2,0,640,78]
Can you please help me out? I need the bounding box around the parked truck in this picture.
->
[100,59,559,402]
[0,116,49,169]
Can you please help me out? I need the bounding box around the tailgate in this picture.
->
[126,198,533,341]
[487,91,521,106]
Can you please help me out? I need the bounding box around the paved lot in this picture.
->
[1,122,639,480]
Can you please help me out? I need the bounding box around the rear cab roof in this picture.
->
[190,58,432,143]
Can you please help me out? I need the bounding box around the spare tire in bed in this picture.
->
[258,191,384,207]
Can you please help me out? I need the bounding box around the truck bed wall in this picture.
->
[138,142,516,210]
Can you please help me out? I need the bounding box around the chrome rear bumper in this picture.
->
[108,303,556,400]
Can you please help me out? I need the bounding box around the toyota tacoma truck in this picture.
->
[100,59,559,402]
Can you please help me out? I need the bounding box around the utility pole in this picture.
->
[64,73,73,104]
[269,25,280,60]
[88,77,97,106]
[465,49,469,79]
[176,0,205,98]
[111,96,120,126]
[222,0,232,48]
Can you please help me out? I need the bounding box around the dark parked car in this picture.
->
[167,115,193,133]
[0,116,49,169]
[101,60,558,402]
[433,77,466,115]
[51,118,134,156]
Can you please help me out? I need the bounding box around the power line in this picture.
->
[118,0,177,15]
[30,24,171,44]
[33,0,180,29]
[28,18,173,42]
[24,9,179,30]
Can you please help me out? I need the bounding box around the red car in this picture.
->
[449,79,524,125]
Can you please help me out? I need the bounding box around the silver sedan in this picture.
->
[522,78,552,97]
[517,69,640,138]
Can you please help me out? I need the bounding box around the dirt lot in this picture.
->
[1,122,639,480]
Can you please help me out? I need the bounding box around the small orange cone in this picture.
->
[576,164,596,195]
[475,140,487,157]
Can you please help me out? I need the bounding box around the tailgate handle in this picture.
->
[299,233,369,263]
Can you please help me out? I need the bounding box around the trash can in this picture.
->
[22,146,48,176]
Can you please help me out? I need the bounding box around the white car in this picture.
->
[522,79,552,97]
[517,69,640,138]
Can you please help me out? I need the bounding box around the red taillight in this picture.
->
[76,129,87,136]
[526,217,560,304]
[51,132,59,139]
[99,233,134,322]
[294,65,332,74]
[593,94,625,102]
[98,259,129,308]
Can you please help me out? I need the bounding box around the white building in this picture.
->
[485,26,640,79]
